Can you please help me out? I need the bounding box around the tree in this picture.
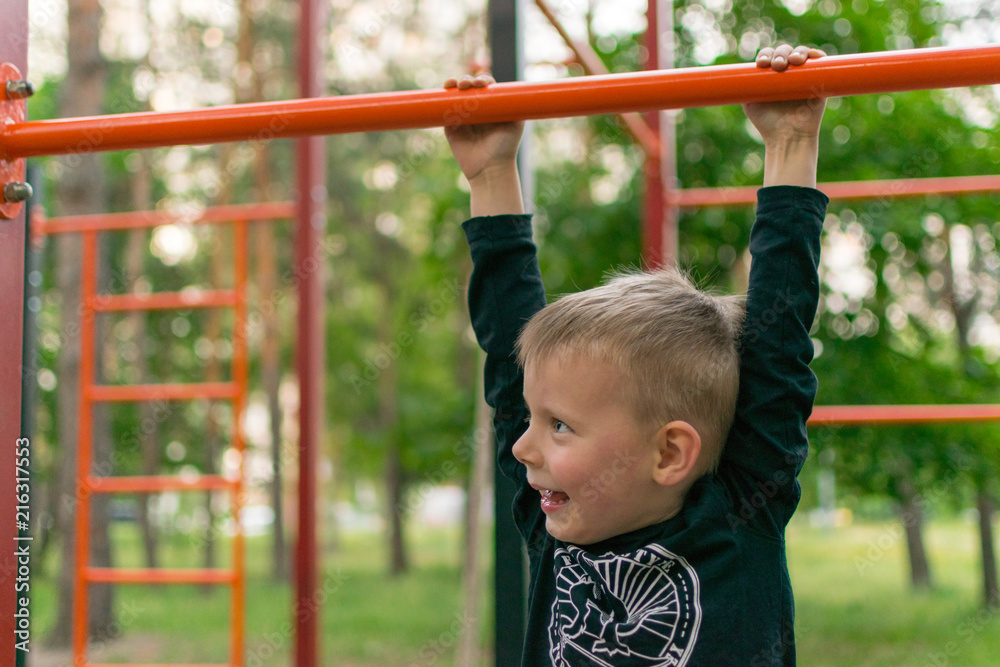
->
[48,0,115,647]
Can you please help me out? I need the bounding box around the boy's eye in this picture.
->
[553,420,571,434]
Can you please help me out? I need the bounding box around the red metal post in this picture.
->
[232,218,249,667]
[658,0,679,267]
[644,0,678,268]
[72,230,98,662]
[0,2,28,663]
[643,1,663,268]
[295,0,326,664]
[3,46,1000,159]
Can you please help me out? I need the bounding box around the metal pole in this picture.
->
[72,230,98,662]
[3,45,999,159]
[644,0,678,268]
[0,1,27,661]
[657,0,678,266]
[15,170,36,667]
[295,0,326,664]
[231,218,249,667]
[489,1,528,662]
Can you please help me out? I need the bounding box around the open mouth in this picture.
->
[540,488,570,513]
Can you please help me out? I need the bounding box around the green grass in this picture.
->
[32,523,482,665]
[29,518,999,665]
[789,520,1000,666]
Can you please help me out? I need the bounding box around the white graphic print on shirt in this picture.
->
[547,543,702,666]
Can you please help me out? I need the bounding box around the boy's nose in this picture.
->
[512,430,542,468]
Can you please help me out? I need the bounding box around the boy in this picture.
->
[446,44,828,666]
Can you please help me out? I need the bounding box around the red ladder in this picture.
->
[35,201,294,667]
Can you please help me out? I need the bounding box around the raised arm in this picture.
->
[446,74,547,538]
[724,45,829,532]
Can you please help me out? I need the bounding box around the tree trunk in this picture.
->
[943,216,997,609]
[261,307,287,578]
[90,243,116,641]
[977,490,999,609]
[48,267,80,647]
[232,0,290,581]
[386,439,407,576]
[261,300,287,579]
[456,366,493,666]
[252,193,287,578]
[899,481,933,591]
[35,471,55,575]
[125,156,159,569]
[378,290,407,576]
[200,414,219,595]
[48,0,113,647]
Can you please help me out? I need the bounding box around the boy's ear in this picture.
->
[652,421,702,487]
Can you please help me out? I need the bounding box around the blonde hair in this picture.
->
[516,267,745,472]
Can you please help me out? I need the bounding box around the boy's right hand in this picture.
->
[444,74,525,216]
[444,74,524,182]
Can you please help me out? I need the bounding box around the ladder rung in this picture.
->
[86,474,237,494]
[35,199,295,235]
[85,567,237,585]
[88,382,239,402]
[89,289,238,312]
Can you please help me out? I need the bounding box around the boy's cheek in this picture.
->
[579,481,599,504]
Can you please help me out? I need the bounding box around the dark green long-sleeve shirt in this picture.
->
[463,186,828,666]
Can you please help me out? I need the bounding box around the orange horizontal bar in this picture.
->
[88,382,239,402]
[85,567,236,584]
[33,200,294,235]
[671,174,1000,207]
[4,45,999,158]
[88,289,238,312]
[86,474,237,494]
[809,404,1000,425]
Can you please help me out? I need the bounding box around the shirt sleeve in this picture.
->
[463,214,548,538]
[722,185,828,532]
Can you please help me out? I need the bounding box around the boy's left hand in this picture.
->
[743,45,827,147]
[753,44,825,72]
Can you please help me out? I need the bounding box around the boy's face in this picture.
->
[515,352,674,545]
